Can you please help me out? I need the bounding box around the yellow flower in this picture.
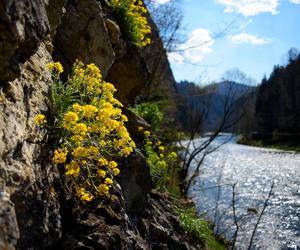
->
[98,184,110,196]
[138,126,144,131]
[70,135,84,143]
[104,177,113,186]
[53,148,68,164]
[76,187,93,202]
[63,111,79,127]
[112,168,120,176]
[86,63,101,78]
[169,152,177,158]
[108,161,118,169]
[82,105,98,118]
[47,62,63,74]
[122,146,133,156]
[88,146,99,156]
[65,161,80,176]
[34,114,47,126]
[97,169,106,178]
[72,123,88,136]
[72,146,88,158]
[72,103,82,113]
[158,146,165,152]
[144,131,150,137]
[98,158,108,166]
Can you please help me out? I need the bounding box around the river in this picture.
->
[185,134,300,249]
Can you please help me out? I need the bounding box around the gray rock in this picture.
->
[53,0,115,77]
[0,193,19,250]
[0,0,50,81]
[0,43,62,249]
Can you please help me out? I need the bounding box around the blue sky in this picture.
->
[155,0,300,85]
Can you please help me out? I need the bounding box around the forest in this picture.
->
[254,49,300,146]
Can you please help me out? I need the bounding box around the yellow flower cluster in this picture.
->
[47,62,64,74]
[111,0,151,47]
[48,61,135,202]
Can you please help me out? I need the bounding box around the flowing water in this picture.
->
[186,134,300,249]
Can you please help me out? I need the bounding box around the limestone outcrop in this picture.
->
[0,1,194,249]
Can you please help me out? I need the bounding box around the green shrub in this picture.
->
[131,102,163,130]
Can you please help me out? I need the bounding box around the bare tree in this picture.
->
[144,0,184,51]
[179,79,253,193]
[231,183,239,249]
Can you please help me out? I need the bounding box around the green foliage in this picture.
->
[178,207,226,250]
[110,0,151,47]
[131,102,164,130]
[145,143,177,189]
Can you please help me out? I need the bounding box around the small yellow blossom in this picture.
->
[104,177,113,186]
[97,169,106,178]
[53,148,68,164]
[98,158,108,166]
[76,187,93,202]
[98,184,110,196]
[72,103,82,113]
[169,152,177,158]
[34,114,47,126]
[112,168,120,176]
[158,146,165,152]
[47,62,63,74]
[88,146,99,156]
[108,161,118,169]
[144,131,150,137]
[82,105,98,118]
[72,146,88,158]
[70,135,84,143]
[65,161,80,176]
[138,126,144,131]
[63,111,79,126]
[72,123,88,136]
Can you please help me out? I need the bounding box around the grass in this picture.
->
[177,206,227,250]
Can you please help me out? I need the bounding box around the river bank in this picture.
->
[238,136,300,153]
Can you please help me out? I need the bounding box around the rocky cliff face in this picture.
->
[0,1,195,249]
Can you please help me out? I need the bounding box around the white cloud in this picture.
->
[289,0,300,4]
[228,33,271,45]
[153,0,171,4]
[168,28,215,64]
[216,0,279,16]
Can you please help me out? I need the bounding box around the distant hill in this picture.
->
[176,80,257,133]
[203,81,256,132]
[204,81,255,99]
